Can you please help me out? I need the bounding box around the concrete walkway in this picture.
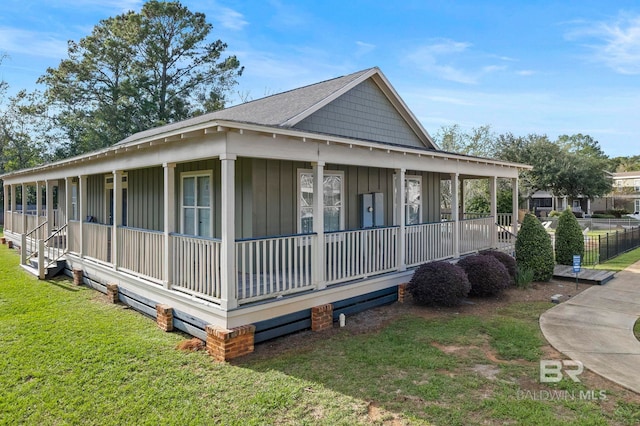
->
[540,261,640,393]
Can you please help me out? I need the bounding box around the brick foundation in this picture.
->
[155,304,173,332]
[1,237,6,244]
[397,283,411,303]
[7,241,13,249]
[106,283,119,304]
[72,268,83,286]
[205,324,256,362]
[311,303,333,331]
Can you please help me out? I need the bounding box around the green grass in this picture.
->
[1,241,639,425]
[594,247,640,271]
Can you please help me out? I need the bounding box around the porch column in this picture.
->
[511,177,519,237]
[162,162,176,289]
[312,161,325,290]
[10,184,16,213]
[45,180,54,233]
[587,198,591,216]
[395,168,406,271]
[459,178,465,219]
[112,170,123,268]
[64,177,73,224]
[3,184,8,231]
[21,183,27,233]
[451,173,460,258]
[79,175,87,257]
[35,181,42,222]
[489,176,497,248]
[220,154,237,310]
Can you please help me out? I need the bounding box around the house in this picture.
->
[1,67,529,360]
[529,190,591,218]
[591,171,640,215]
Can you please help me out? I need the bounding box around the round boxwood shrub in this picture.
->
[516,213,555,282]
[407,261,471,307]
[555,208,584,265]
[458,254,510,297]
[480,250,517,285]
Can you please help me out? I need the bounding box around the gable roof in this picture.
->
[119,67,437,149]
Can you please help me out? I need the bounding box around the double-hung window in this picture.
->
[181,172,213,237]
[393,174,422,225]
[298,170,344,233]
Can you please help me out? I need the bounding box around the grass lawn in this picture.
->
[1,242,640,425]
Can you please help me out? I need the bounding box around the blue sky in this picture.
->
[1,0,640,157]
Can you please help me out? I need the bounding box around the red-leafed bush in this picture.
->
[407,261,471,307]
[458,254,510,297]
[480,250,517,286]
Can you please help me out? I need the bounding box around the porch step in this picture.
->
[25,257,66,279]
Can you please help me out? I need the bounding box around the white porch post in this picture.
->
[10,184,16,214]
[395,168,406,271]
[587,198,591,216]
[64,177,73,224]
[459,178,466,219]
[451,173,460,258]
[35,181,42,224]
[162,162,176,289]
[511,177,519,237]
[21,183,27,233]
[3,184,8,231]
[312,161,325,289]
[112,170,123,268]
[489,176,497,247]
[46,180,54,233]
[220,154,237,310]
[79,175,87,257]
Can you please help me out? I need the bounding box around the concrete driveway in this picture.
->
[540,261,640,393]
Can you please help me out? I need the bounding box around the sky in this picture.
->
[1,0,640,158]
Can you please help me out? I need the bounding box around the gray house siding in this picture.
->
[128,167,164,231]
[294,79,425,148]
[86,175,105,223]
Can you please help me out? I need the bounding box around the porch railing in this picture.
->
[405,221,454,267]
[171,234,222,303]
[325,226,398,285]
[459,217,494,254]
[236,233,315,304]
[118,227,164,283]
[83,222,111,264]
[11,212,24,234]
[43,224,68,269]
[67,221,81,254]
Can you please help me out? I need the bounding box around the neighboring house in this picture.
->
[1,67,529,360]
[591,171,640,214]
[529,191,591,218]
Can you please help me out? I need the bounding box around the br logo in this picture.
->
[540,360,583,383]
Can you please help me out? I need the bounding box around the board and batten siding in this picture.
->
[294,79,425,149]
[128,167,164,231]
[249,159,442,238]
[86,174,105,224]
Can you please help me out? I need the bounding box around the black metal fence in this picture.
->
[597,227,640,264]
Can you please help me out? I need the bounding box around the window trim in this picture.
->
[104,173,128,225]
[180,170,214,237]
[297,168,345,233]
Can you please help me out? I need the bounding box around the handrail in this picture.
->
[24,220,49,259]
[44,223,68,268]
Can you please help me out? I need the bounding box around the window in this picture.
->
[105,173,128,226]
[181,172,213,237]
[71,181,78,221]
[635,199,640,214]
[298,170,344,233]
[635,179,640,192]
[393,174,422,225]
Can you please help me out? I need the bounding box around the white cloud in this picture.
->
[516,70,536,76]
[0,27,68,59]
[216,7,248,30]
[567,13,640,74]
[407,39,477,84]
[355,41,375,56]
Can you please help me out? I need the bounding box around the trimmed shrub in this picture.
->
[458,254,510,297]
[515,213,555,282]
[480,250,517,285]
[407,261,471,307]
[555,208,585,265]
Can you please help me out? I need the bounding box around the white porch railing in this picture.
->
[405,221,454,267]
[325,227,398,285]
[236,233,315,304]
[67,221,81,253]
[459,217,494,254]
[83,222,111,264]
[26,214,38,233]
[118,227,164,283]
[5,211,11,232]
[496,213,512,228]
[171,234,222,303]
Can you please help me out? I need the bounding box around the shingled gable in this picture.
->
[117,67,437,150]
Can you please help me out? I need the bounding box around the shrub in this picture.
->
[407,261,471,307]
[457,254,510,297]
[592,213,615,218]
[515,213,555,282]
[480,250,517,285]
[515,267,534,289]
[555,208,585,265]
[548,210,561,218]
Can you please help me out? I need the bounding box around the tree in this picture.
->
[555,208,584,265]
[39,1,243,157]
[515,213,555,281]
